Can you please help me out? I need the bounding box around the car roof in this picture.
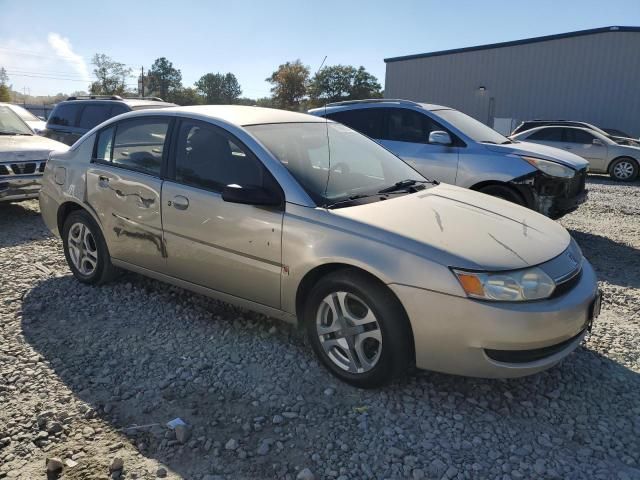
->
[58,98,176,108]
[308,99,450,114]
[147,105,329,126]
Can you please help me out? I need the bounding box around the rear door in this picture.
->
[161,118,284,308]
[86,116,171,272]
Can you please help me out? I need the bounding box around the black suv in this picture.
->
[42,95,176,146]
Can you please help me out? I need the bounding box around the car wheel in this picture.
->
[304,269,413,388]
[479,184,524,205]
[62,210,118,285]
[609,157,639,182]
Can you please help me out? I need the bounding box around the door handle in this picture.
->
[120,151,129,156]
[170,195,189,210]
[98,175,110,188]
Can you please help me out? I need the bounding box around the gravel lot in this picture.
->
[1,177,639,480]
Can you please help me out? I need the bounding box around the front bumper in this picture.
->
[0,174,43,202]
[513,168,587,219]
[390,260,599,378]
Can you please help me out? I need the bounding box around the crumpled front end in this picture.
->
[511,167,588,219]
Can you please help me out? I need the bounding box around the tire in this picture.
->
[478,184,524,205]
[62,210,118,285]
[609,157,639,182]
[304,268,413,388]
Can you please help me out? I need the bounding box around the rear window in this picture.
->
[48,104,79,127]
[527,128,563,142]
[78,104,113,129]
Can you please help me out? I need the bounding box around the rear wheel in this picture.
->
[304,269,413,388]
[62,210,118,285]
[609,157,638,182]
[479,184,524,205]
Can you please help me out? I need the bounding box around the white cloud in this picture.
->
[47,33,91,83]
[0,32,92,95]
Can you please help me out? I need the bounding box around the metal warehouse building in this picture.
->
[384,26,640,137]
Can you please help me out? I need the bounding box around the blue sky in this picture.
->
[1,0,639,97]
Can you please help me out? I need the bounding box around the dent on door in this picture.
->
[86,167,165,269]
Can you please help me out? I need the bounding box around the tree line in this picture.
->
[88,54,383,109]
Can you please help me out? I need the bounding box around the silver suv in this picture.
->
[309,99,589,219]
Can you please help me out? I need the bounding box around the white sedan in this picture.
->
[0,105,67,202]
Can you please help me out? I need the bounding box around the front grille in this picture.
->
[485,328,586,364]
[569,169,587,197]
[0,161,46,176]
[11,163,37,174]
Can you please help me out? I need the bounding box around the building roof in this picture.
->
[384,26,640,63]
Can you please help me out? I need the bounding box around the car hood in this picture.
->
[0,135,68,161]
[332,183,570,271]
[486,141,589,170]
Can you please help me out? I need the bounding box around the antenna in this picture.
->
[316,56,332,206]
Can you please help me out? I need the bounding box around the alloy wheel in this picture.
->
[67,222,98,276]
[613,160,635,180]
[316,291,383,373]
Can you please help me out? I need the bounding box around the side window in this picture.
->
[48,104,79,127]
[109,104,129,117]
[110,118,170,176]
[95,126,115,161]
[326,109,384,139]
[566,129,595,144]
[78,104,112,130]
[385,108,429,143]
[174,120,265,192]
[528,127,563,142]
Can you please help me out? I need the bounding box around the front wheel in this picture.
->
[304,269,413,388]
[62,210,118,285]
[609,157,639,182]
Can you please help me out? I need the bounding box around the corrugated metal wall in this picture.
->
[385,31,640,137]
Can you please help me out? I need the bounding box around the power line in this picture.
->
[0,47,139,68]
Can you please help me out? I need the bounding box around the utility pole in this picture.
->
[140,66,145,97]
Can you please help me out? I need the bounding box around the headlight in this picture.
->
[452,267,555,301]
[521,156,575,178]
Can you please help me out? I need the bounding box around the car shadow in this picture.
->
[21,274,640,479]
[569,229,640,289]
[0,200,53,248]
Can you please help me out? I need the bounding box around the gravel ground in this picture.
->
[1,177,639,480]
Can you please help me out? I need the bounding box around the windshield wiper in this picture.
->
[378,179,430,194]
[323,194,381,210]
[0,131,31,136]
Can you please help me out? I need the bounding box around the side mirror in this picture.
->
[221,184,281,207]
[592,138,604,146]
[428,130,452,146]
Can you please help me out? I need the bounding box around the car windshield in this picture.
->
[434,109,510,144]
[247,122,426,207]
[11,105,40,122]
[0,106,34,135]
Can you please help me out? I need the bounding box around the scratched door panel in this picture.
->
[86,165,165,271]
[161,181,283,308]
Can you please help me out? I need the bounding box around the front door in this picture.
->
[561,128,608,171]
[161,119,283,308]
[377,108,459,184]
[86,117,171,272]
